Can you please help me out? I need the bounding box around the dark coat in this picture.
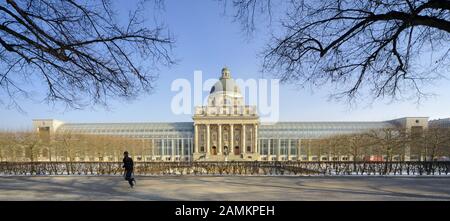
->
[123,156,134,171]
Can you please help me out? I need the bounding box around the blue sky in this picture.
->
[0,0,449,130]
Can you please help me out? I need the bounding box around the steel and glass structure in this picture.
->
[32,68,434,162]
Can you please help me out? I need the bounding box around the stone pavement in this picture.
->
[0,176,449,200]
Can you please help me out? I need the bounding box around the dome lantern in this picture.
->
[209,67,241,95]
[221,67,231,79]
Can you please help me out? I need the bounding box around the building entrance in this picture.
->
[234,146,240,155]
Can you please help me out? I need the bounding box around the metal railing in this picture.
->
[0,161,449,176]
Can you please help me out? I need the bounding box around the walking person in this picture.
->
[123,151,136,188]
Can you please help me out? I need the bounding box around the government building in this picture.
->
[32,68,448,162]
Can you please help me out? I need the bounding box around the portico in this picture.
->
[192,67,260,161]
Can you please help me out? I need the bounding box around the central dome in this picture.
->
[209,67,241,95]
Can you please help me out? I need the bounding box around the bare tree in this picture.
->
[54,132,75,161]
[420,127,450,160]
[0,131,16,161]
[326,136,348,160]
[0,0,173,109]
[340,133,374,161]
[229,0,450,102]
[15,131,42,162]
[308,139,330,160]
[367,128,409,161]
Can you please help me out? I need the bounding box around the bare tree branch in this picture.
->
[230,0,450,103]
[0,0,174,109]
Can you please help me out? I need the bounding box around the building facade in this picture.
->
[33,68,436,162]
[430,118,450,128]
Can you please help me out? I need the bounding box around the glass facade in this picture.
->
[52,121,398,161]
[259,122,394,139]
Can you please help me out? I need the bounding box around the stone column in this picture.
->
[230,124,234,152]
[297,139,302,161]
[218,124,222,154]
[206,124,210,154]
[171,139,175,161]
[308,139,312,161]
[328,140,332,161]
[288,139,291,160]
[162,139,165,157]
[188,138,192,161]
[254,124,258,154]
[277,139,281,161]
[242,124,246,153]
[268,139,271,161]
[194,124,198,153]
[181,139,184,156]
[151,139,155,156]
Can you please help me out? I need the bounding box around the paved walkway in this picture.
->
[0,176,449,200]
